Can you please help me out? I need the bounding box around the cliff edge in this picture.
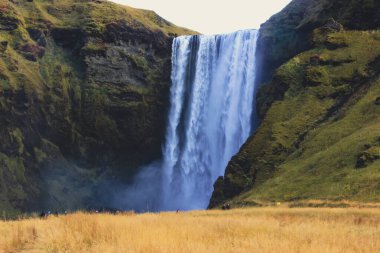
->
[210,0,380,207]
[0,0,194,214]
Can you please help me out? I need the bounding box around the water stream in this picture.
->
[160,30,259,210]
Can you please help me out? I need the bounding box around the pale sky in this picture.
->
[110,0,291,34]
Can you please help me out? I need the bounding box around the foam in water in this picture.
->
[118,30,259,212]
[161,30,259,210]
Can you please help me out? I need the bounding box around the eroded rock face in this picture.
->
[0,41,7,52]
[104,21,170,56]
[320,18,343,33]
[210,0,380,208]
[0,13,19,31]
[51,28,85,54]
[0,0,193,213]
[85,41,150,87]
[27,28,47,47]
[17,43,45,61]
[356,149,380,169]
[256,0,380,85]
[356,141,380,169]
[80,27,173,165]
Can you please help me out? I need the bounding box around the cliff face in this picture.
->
[0,0,194,214]
[210,0,380,207]
[256,0,380,85]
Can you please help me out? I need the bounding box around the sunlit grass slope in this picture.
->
[212,29,380,206]
[0,207,379,253]
[5,0,195,36]
[242,30,380,202]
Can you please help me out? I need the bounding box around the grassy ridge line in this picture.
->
[243,30,380,202]
[0,207,379,253]
[10,0,196,36]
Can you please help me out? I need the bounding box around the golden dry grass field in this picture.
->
[0,207,379,253]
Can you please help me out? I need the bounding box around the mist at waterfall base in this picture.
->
[116,30,259,212]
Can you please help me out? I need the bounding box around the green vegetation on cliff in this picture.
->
[0,0,193,214]
[256,0,380,84]
[210,0,380,207]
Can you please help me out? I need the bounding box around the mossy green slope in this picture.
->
[256,0,380,85]
[0,0,194,215]
[210,1,380,207]
[241,31,380,203]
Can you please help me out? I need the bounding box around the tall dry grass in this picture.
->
[0,207,379,253]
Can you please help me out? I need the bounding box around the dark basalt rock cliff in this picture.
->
[210,0,380,207]
[256,0,380,85]
[0,0,194,214]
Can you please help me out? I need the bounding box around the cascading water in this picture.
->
[118,30,259,212]
[160,30,259,210]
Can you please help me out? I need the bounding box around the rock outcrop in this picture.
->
[256,0,380,85]
[0,0,194,215]
[210,0,380,207]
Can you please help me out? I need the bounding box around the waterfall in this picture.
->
[117,30,259,212]
[161,30,259,210]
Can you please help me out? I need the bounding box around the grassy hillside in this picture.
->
[0,0,194,214]
[237,30,380,204]
[256,0,380,84]
[210,0,380,207]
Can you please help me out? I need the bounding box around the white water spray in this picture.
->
[118,30,259,212]
[160,30,259,210]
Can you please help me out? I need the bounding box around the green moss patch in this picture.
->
[212,29,380,207]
